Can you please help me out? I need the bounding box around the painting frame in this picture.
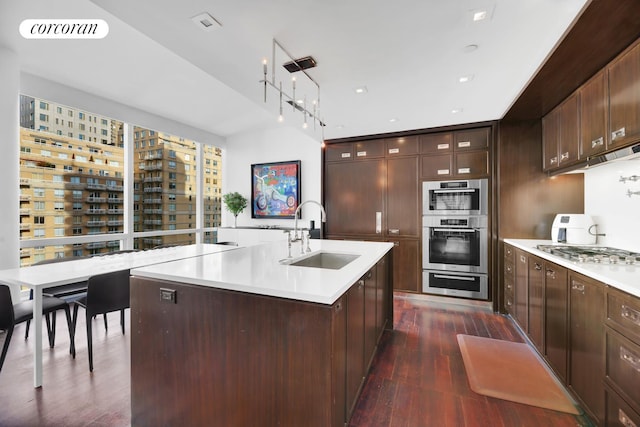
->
[251,160,301,219]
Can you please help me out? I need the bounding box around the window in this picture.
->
[70,176,81,184]
[54,228,64,237]
[34,229,45,238]
[73,202,82,210]
[53,175,63,182]
[34,216,45,224]
[40,150,51,157]
[39,114,49,122]
[34,201,45,210]
[54,189,64,198]
[54,202,64,211]
[168,161,176,169]
[54,216,64,225]
[34,188,45,197]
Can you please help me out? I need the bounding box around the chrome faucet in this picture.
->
[293,200,327,241]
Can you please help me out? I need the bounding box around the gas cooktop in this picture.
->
[536,245,640,265]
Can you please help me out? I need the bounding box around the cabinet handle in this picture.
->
[365,271,373,280]
[550,156,558,165]
[392,241,400,247]
[356,151,367,157]
[388,148,400,154]
[591,137,604,148]
[335,302,343,313]
[571,283,585,294]
[341,152,351,158]
[621,304,640,327]
[388,229,400,235]
[546,268,556,279]
[437,143,450,150]
[376,212,382,234]
[458,141,471,148]
[534,263,542,271]
[519,255,526,263]
[437,169,450,175]
[506,283,512,290]
[506,300,513,307]
[358,280,365,289]
[506,265,513,274]
[506,248,512,256]
[457,167,471,174]
[620,345,640,373]
[612,127,626,141]
[619,408,638,427]
[560,152,570,161]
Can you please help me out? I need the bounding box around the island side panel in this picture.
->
[130,277,338,427]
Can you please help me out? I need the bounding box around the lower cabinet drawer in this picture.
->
[606,327,640,408]
[606,386,640,427]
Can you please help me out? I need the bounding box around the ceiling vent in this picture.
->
[191,12,222,32]
[283,56,317,73]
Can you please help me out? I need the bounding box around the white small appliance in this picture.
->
[551,214,597,245]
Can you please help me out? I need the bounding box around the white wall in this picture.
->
[583,157,640,251]
[223,125,322,230]
[0,47,21,299]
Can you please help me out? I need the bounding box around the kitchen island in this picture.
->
[129,239,394,427]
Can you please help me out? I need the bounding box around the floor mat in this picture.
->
[457,334,580,414]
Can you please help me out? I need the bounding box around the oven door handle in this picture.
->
[432,274,476,281]
[433,228,477,233]
[432,188,475,193]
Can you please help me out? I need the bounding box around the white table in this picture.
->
[0,244,238,387]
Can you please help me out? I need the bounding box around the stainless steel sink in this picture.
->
[283,252,360,269]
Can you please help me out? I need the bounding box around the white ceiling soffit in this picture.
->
[3,0,589,141]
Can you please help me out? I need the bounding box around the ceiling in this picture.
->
[0,0,590,143]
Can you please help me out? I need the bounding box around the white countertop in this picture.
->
[505,239,640,298]
[0,244,236,289]
[130,239,394,305]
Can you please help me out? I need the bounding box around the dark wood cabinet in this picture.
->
[609,41,640,148]
[514,249,529,331]
[544,262,568,382]
[324,159,385,237]
[454,128,490,151]
[325,142,355,162]
[389,238,420,292]
[579,70,608,158]
[604,287,640,422]
[354,139,386,160]
[569,272,605,424]
[363,267,378,369]
[386,156,419,238]
[420,128,490,179]
[503,243,515,316]
[385,136,419,156]
[346,278,366,417]
[528,256,544,353]
[376,255,389,336]
[543,93,579,171]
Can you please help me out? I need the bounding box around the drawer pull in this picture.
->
[571,283,585,294]
[457,167,471,174]
[519,255,526,263]
[388,148,400,154]
[621,304,640,327]
[458,141,471,148]
[341,152,351,158]
[506,300,512,307]
[437,143,450,150]
[619,408,638,427]
[620,345,640,373]
[534,262,542,271]
[437,169,450,175]
[560,152,570,161]
[546,269,556,279]
[591,137,604,148]
[356,151,367,157]
[612,127,626,141]
[506,283,512,290]
[388,229,400,235]
[506,265,513,274]
[550,156,558,165]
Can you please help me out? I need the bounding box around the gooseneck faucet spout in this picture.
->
[293,200,327,241]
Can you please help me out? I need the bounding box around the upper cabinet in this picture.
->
[579,70,608,158]
[542,93,579,172]
[420,127,490,179]
[543,37,640,172]
[608,41,640,148]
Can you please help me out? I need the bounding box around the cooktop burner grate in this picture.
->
[536,245,640,265]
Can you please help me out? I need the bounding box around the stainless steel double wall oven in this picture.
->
[422,179,488,299]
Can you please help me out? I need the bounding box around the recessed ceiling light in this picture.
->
[354,86,368,94]
[459,75,474,83]
[451,108,464,114]
[473,11,487,21]
[389,118,399,123]
[463,44,478,53]
[190,12,222,32]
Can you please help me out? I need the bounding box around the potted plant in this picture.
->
[223,192,248,228]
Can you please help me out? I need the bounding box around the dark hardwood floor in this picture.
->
[0,293,592,426]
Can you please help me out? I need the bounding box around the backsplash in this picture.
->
[583,158,640,251]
